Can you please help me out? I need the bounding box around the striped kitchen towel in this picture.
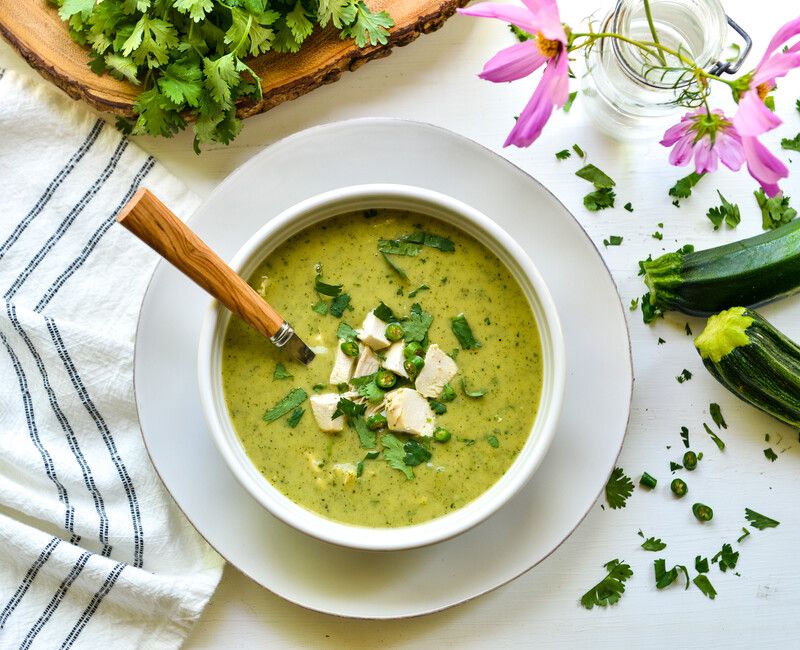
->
[0,68,223,648]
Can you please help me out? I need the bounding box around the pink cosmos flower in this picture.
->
[732,17,800,196]
[660,108,744,174]
[458,0,569,147]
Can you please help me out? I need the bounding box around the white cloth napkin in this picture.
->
[0,68,223,648]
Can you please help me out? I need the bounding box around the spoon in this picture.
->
[117,188,315,365]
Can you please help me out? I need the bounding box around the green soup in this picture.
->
[221,210,543,527]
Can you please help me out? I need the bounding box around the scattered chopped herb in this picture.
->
[461,377,487,398]
[755,188,797,230]
[314,274,343,297]
[487,435,500,448]
[706,190,741,229]
[684,322,693,336]
[579,559,633,609]
[693,574,717,599]
[356,379,384,404]
[603,235,624,247]
[676,369,692,383]
[584,188,616,211]
[672,199,680,207]
[399,231,456,252]
[563,90,577,113]
[555,149,571,160]
[459,437,476,446]
[669,171,705,199]
[657,337,666,345]
[576,164,616,189]
[312,383,325,393]
[652,230,663,240]
[286,407,304,428]
[737,527,751,543]
[509,24,533,41]
[680,426,690,448]
[605,467,634,509]
[336,322,359,341]
[745,508,780,530]
[641,292,663,324]
[638,254,652,276]
[273,363,293,380]
[363,209,379,219]
[382,433,414,479]
[764,447,778,462]
[624,202,633,212]
[378,239,421,256]
[639,472,657,490]
[451,314,481,349]
[312,300,328,315]
[381,251,408,279]
[332,397,367,420]
[695,556,709,573]
[402,303,433,342]
[669,461,683,472]
[641,537,666,551]
[263,388,308,422]
[629,298,639,311]
[403,439,432,466]
[711,543,739,572]
[781,133,800,152]
[572,144,585,158]
[654,558,690,590]
[353,415,377,448]
[408,284,429,298]
[373,301,394,322]
[703,422,725,451]
[329,292,351,317]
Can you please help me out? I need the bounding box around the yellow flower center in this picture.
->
[756,82,772,101]
[536,33,561,59]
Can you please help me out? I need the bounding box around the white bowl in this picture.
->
[198,184,565,552]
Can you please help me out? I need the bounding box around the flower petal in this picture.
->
[667,133,695,167]
[693,137,717,174]
[742,136,789,196]
[733,90,782,137]
[660,117,692,147]
[478,40,547,82]
[758,17,800,64]
[752,51,800,86]
[457,3,538,33]
[504,53,567,147]
[714,131,745,172]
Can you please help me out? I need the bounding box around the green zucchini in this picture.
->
[643,218,800,316]
[695,307,800,428]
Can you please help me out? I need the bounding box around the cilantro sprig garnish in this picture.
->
[605,467,634,510]
[451,314,481,350]
[263,388,308,422]
[580,560,633,609]
[745,508,780,530]
[641,537,667,552]
[668,171,705,200]
[706,191,741,230]
[654,559,690,590]
[57,0,394,149]
[755,188,797,230]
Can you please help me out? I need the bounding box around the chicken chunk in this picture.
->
[414,344,458,398]
[357,312,391,350]
[382,340,408,378]
[353,345,380,378]
[385,388,435,437]
[329,343,355,385]
[309,393,344,433]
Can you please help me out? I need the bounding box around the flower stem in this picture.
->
[643,0,667,66]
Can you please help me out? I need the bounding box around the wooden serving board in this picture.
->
[0,0,468,119]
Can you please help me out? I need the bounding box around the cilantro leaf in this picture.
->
[706,191,740,230]
[781,133,800,152]
[381,252,407,279]
[641,537,667,551]
[460,377,486,398]
[555,149,571,160]
[624,202,633,212]
[329,293,351,318]
[263,388,307,422]
[584,188,616,211]
[158,60,203,107]
[703,422,725,451]
[605,467,634,509]
[603,235,623,247]
[273,363,293,380]
[317,0,357,29]
[695,556,709,573]
[336,321,359,341]
[744,508,780,530]
[580,559,633,609]
[669,171,705,199]
[285,1,314,42]
[314,273,343,297]
[711,543,739,572]
[576,164,616,188]
[122,15,179,68]
[676,368,692,383]
[403,439,432,466]
[641,292,664,324]
[372,302,394,322]
[487,435,499,448]
[407,284,429,298]
[58,0,97,20]
[378,239,421,256]
[755,188,797,229]
[693,574,717,599]
[451,314,481,350]
[203,53,239,108]
[353,415,376,449]
[332,397,367,420]
[402,303,433,342]
[355,377,384,404]
[764,447,778,462]
[382,433,414,479]
[680,426,690,448]
[563,90,577,113]
[340,1,393,48]
[709,403,727,429]
[399,231,456,252]
[654,558,690,590]
[286,407,304,428]
[173,0,215,22]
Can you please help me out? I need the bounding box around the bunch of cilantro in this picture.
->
[55,0,394,151]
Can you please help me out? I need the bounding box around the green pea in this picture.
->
[692,502,713,522]
[404,355,425,379]
[385,323,404,342]
[366,414,387,431]
[433,427,451,443]
[340,340,359,357]
[375,369,396,389]
[440,383,456,402]
[670,478,688,497]
[683,451,698,470]
[403,342,423,359]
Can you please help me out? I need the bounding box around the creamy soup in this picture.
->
[221,210,543,527]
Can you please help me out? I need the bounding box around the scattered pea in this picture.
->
[433,427,451,443]
[440,383,456,402]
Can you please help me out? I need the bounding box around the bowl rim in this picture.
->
[197,183,566,552]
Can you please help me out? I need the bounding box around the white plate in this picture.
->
[134,119,633,619]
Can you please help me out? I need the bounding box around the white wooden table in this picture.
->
[3,0,799,645]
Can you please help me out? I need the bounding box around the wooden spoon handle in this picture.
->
[117,188,284,339]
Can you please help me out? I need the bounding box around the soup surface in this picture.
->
[221,210,543,527]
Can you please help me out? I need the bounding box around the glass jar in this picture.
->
[582,0,750,140]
